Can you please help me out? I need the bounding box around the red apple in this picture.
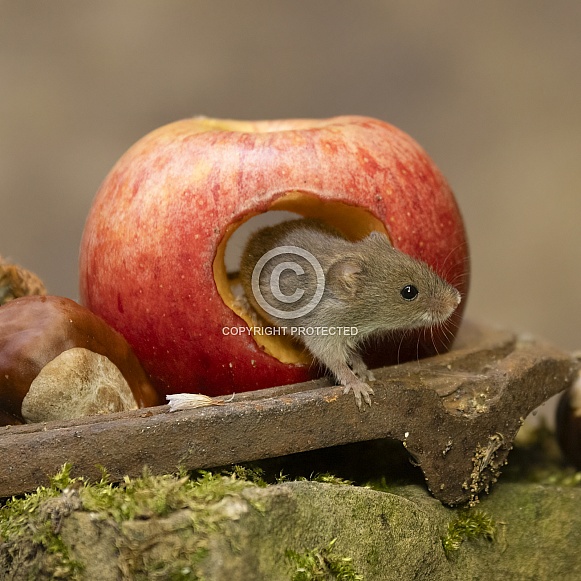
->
[79,116,469,398]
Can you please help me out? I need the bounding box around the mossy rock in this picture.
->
[2,462,581,580]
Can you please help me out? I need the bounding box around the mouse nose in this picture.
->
[428,287,461,323]
[446,288,462,314]
[451,288,461,308]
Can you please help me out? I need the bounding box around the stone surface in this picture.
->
[452,482,581,580]
[3,478,581,580]
[0,322,578,504]
[22,348,138,423]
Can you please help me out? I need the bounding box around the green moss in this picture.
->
[80,468,255,523]
[133,546,208,581]
[222,460,354,488]
[364,475,396,494]
[291,473,354,486]
[537,469,581,486]
[0,464,260,529]
[228,464,269,487]
[0,463,84,579]
[441,509,496,558]
[286,538,363,581]
[1,463,260,580]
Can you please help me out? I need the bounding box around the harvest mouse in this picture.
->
[239,218,461,409]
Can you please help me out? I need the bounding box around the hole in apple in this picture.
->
[214,191,388,365]
[224,210,302,276]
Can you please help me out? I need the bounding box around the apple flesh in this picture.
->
[79,116,469,397]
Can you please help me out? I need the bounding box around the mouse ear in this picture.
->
[366,230,392,245]
[327,257,364,299]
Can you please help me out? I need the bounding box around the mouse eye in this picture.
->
[400,285,419,301]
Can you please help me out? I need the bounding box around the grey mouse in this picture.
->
[239,218,461,409]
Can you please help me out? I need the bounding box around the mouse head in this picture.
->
[326,231,461,333]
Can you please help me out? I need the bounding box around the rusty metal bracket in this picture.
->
[0,322,577,504]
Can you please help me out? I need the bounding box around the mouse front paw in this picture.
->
[356,368,375,382]
[349,356,375,382]
[342,380,374,409]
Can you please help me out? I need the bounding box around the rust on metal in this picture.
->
[0,322,577,504]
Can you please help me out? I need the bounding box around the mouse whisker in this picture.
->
[438,320,452,345]
[396,328,408,365]
[445,317,461,344]
[431,324,442,357]
[437,242,469,287]
[437,240,469,271]
[415,329,422,363]
[447,272,470,292]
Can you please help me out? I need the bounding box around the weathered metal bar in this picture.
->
[0,323,577,504]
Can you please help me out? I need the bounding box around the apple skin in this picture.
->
[79,116,469,397]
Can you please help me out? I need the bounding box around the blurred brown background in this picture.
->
[1,1,580,356]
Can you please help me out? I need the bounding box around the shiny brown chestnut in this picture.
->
[0,295,162,426]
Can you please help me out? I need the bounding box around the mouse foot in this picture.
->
[342,380,374,409]
[354,368,375,382]
[349,356,376,382]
